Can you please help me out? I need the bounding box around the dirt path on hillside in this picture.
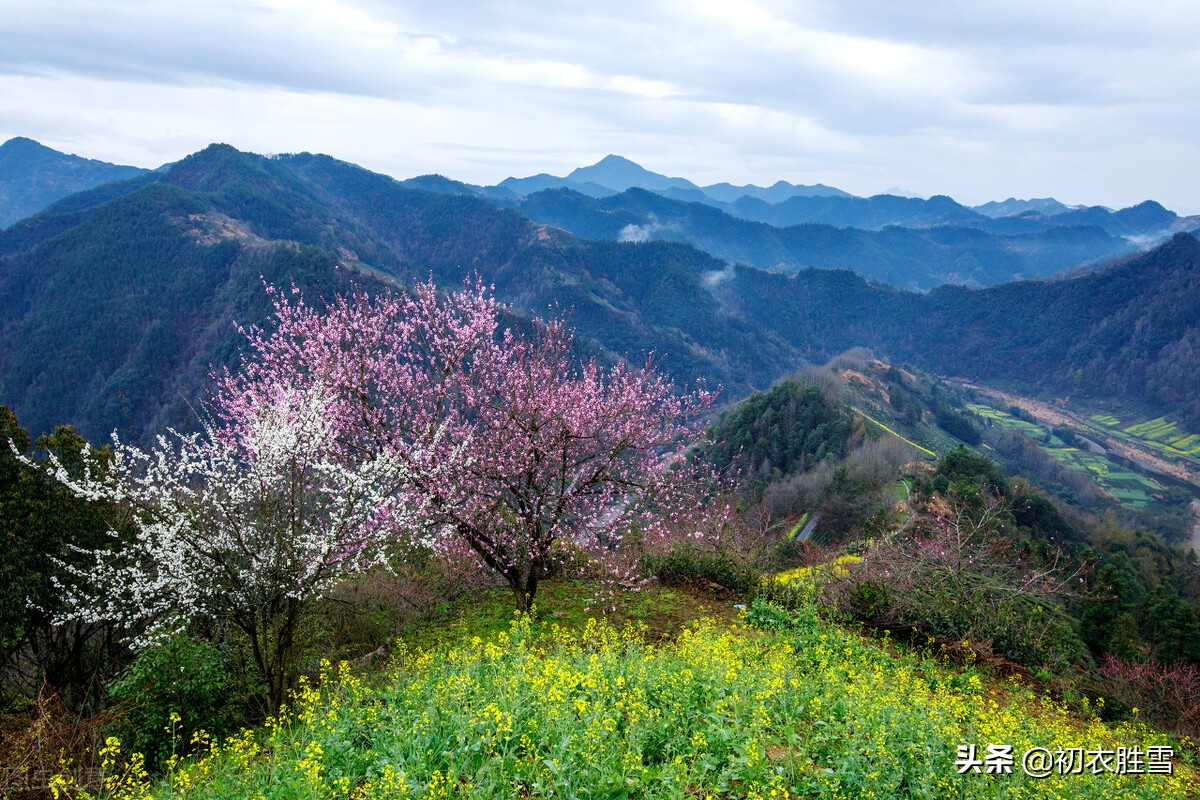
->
[959,383,1199,486]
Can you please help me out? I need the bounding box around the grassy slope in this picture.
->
[65,581,1198,800]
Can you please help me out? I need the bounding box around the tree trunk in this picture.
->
[244,598,303,717]
[508,570,538,613]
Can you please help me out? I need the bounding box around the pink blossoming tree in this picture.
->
[225,279,717,611]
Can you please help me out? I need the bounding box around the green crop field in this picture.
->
[1087,414,1200,463]
[968,404,1162,509]
[55,598,1196,800]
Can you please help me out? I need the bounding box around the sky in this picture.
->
[2,1,1199,212]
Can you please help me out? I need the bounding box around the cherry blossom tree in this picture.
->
[27,379,432,713]
[228,279,717,611]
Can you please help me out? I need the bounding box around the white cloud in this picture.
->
[1,0,1198,210]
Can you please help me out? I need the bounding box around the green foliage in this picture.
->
[1079,563,1144,661]
[107,632,257,771]
[937,445,1011,497]
[933,403,983,445]
[0,408,129,712]
[700,380,855,486]
[645,547,761,595]
[1145,585,1200,665]
[0,406,32,652]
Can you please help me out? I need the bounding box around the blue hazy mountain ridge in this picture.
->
[458,156,1179,287]
[0,137,149,229]
[497,154,852,205]
[4,139,1183,246]
[511,186,1137,289]
[491,154,1185,238]
[1,143,1198,443]
[974,197,1074,218]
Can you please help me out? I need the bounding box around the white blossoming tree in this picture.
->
[31,381,433,713]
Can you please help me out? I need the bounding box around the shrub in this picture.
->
[106,633,257,771]
[822,498,1090,671]
[1094,655,1200,738]
[646,547,760,595]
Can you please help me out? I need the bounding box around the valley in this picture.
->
[960,383,1200,488]
[3,139,1200,799]
[7,3,1200,796]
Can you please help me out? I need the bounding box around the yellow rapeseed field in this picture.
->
[51,601,1196,799]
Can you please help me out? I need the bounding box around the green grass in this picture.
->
[395,580,738,655]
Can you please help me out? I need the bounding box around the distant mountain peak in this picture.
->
[567,155,691,194]
[495,154,857,205]
[0,136,52,155]
[0,137,149,228]
[594,154,639,167]
[882,186,925,199]
[0,136,101,167]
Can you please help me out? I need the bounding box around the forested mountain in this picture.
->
[0,145,801,441]
[511,187,1136,288]
[389,155,1179,288]
[721,232,1200,427]
[0,137,149,228]
[2,143,1198,444]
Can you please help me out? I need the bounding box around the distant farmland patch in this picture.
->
[968,403,1164,509]
[1090,414,1200,464]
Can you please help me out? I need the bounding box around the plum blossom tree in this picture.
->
[228,279,717,611]
[27,380,432,713]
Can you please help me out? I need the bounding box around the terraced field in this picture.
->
[968,403,1164,509]
[1089,415,1200,466]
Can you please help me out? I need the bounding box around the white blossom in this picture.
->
[23,381,435,648]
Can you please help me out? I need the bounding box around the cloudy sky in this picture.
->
[3,1,1198,211]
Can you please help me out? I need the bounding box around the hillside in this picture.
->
[0,138,149,228]
[721,233,1200,429]
[2,144,1199,443]
[0,145,798,441]
[34,585,1198,799]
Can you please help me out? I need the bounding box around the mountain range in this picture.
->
[1,142,1199,447]
[504,187,1141,288]
[403,154,1193,289]
[4,140,1196,291]
[494,153,852,204]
